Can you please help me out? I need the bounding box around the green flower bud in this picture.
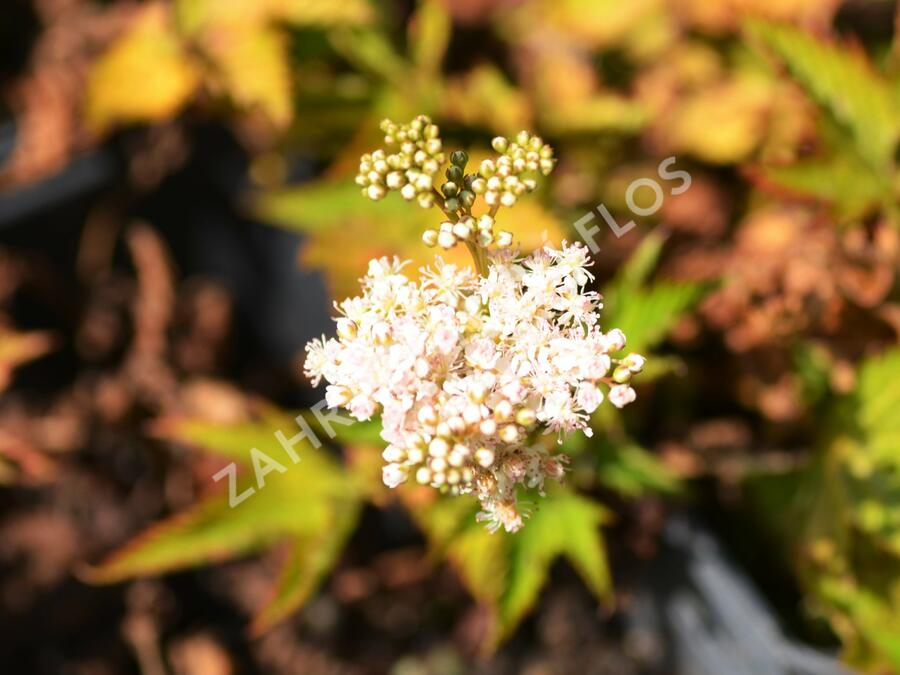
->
[459,190,475,208]
[443,196,460,212]
[470,177,487,194]
[442,181,459,197]
[450,150,469,167]
[491,136,509,153]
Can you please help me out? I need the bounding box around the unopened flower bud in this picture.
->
[515,408,537,426]
[386,171,405,189]
[429,437,449,457]
[450,150,468,166]
[499,424,519,443]
[609,384,637,409]
[478,214,494,231]
[495,231,513,248]
[604,328,626,352]
[417,405,437,425]
[474,447,495,468]
[491,136,509,153]
[437,230,456,249]
[382,445,406,463]
[422,229,438,246]
[452,222,472,240]
[382,463,408,488]
[493,399,513,421]
[624,353,646,373]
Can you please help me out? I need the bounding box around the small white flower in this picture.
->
[576,383,604,413]
[382,463,408,488]
[608,384,636,408]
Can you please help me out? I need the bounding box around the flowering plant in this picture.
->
[305,116,644,531]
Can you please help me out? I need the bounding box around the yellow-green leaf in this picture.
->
[748,19,900,170]
[85,4,199,132]
[411,486,611,650]
[89,408,361,632]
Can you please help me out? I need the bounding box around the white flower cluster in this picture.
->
[355,115,445,209]
[304,242,644,533]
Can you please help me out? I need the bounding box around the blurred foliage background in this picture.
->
[2,0,900,673]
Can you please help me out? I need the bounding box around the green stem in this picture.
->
[465,240,489,277]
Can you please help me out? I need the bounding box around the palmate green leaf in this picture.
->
[748,19,900,170]
[747,151,893,221]
[411,486,611,650]
[250,503,359,633]
[603,281,704,357]
[601,233,706,358]
[89,408,361,631]
[595,442,681,497]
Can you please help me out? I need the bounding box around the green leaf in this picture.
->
[257,180,409,233]
[748,19,900,170]
[746,151,893,221]
[89,408,361,631]
[411,486,611,650]
[604,280,705,356]
[596,443,681,497]
[856,350,900,439]
[409,0,451,78]
[816,576,900,670]
[250,502,360,633]
[329,27,410,86]
[84,5,199,132]
[601,233,706,356]
[615,231,666,291]
[791,341,834,407]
